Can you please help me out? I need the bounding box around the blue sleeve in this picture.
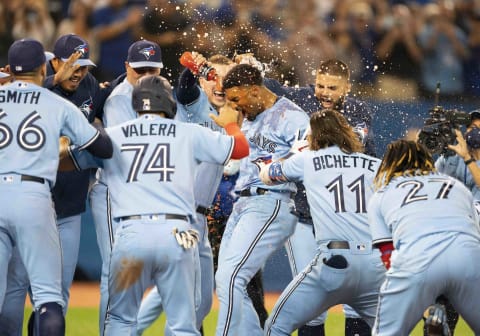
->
[176,68,200,105]
[367,191,393,245]
[69,146,104,170]
[280,152,305,182]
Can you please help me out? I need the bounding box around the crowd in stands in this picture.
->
[1,0,480,102]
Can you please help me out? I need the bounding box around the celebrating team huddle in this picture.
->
[0,33,479,336]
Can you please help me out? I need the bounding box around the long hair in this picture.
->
[309,109,364,153]
[374,140,435,190]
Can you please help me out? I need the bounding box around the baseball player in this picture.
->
[262,58,376,335]
[62,74,249,335]
[215,64,309,336]
[0,34,107,335]
[369,140,480,335]
[259,109,385,336]
[87,39,163,335]
[135,52,236,335]
[0,38,112,336]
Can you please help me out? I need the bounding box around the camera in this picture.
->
[417,85,470,156]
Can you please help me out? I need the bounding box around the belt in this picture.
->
[196,205,209,216]
[239,187,269,197]
[239,187,294,199]
[21,175,45,184]
[327,241,350,249]
[119,214,188,222]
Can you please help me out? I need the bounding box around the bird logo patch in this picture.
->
[74,44,89,56]
[140,47,156,60]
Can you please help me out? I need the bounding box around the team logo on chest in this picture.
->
[249,133,277,153]
[79,97,93,118]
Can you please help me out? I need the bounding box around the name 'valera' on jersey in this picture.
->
[121,122,176,138]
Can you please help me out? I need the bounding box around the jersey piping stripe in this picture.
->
[264,253,320,336]
[106,188,114,250]
[374,277,390,334]
[77,130,100,151]
[372,238,393,246]
[68,146,81,171]
[222,137,235,166]
[222,200,281,336]
[285,238,298,275]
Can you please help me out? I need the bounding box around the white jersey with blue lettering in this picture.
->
[175,89,224,207]
[73,114,234,219]
[280,145,381,243]
[368,172,480,272]
[0,81,98,184]
[236,97,309,193]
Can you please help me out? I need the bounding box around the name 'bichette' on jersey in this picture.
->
[0,81,99,184]
[236,97,309,193]
[368,172,480,272]
[71,114,234,219]
[280,145,381,243]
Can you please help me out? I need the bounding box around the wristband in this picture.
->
[464,158,476,166]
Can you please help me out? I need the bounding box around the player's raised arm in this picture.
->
[210,101,249,160]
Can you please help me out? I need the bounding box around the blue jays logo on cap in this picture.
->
[74,44,89,56]
[140,47,156,60]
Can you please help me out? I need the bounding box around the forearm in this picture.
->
[86,121,113,158]
[176,68,200,105]
[225,123,249,159]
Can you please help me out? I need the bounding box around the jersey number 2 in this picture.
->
[397,178,453,207]
[121,143,175,183]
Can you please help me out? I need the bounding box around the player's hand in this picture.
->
[259,161,288,185]
[210,102,240,128]
[252,155,272,172]
[259,162,274,185]
[290,126,310,154]
[173,228,200,249]
[448,129,469,159]
[53,51,83,85]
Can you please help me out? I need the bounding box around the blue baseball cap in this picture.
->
[8,38,46,74]
[127,40,163,69]
[53,34,96,67]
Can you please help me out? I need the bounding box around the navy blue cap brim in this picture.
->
[60,58,96,67]
[129,61,163,69]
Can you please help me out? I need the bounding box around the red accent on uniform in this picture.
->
[224,122,249,159]
[377,241,394,270]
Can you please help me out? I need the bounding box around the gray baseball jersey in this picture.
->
[369,172,480,334]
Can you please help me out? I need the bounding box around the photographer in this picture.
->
[435,110,480,199]
[419,109,480,335]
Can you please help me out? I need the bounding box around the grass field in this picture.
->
[23,307,474,335]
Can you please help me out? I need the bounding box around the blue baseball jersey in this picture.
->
[44,64,106,218]
[264,79,376,156]
[175,87,225,207]
[235,97,309,193]
[72,114,235,219]
[102,78,137,127]
[368,172,480,272]
[435,155,480,200]
[264,79,376,223]
[0,81,99,185]
[279,145,380,243]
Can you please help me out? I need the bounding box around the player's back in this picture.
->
[103,115,233,219]
[286,145,381,243]
[374,172,480,252]
[0,81,95,183]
